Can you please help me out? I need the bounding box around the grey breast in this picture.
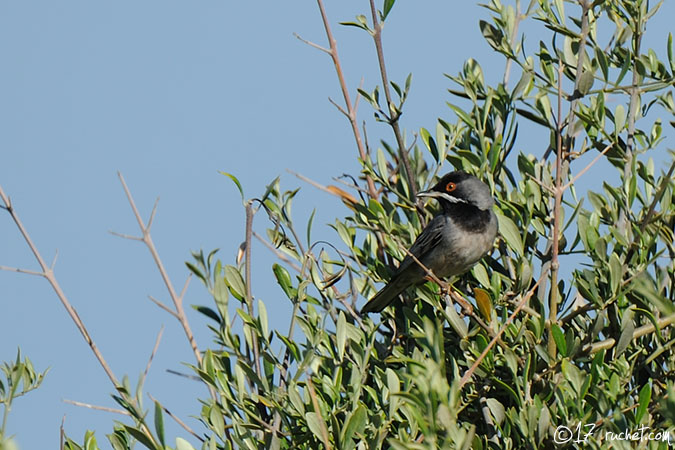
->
[430,211,497,279]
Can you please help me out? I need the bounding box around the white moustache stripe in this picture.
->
[437,193,468,204]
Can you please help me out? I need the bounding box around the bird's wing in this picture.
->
[393,214,447,277]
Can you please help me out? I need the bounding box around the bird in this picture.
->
[361,171,498,314]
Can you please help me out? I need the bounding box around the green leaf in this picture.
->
[614,104,626,134]
[224,265,246,301]
[258,299,268,337]
[307,208,316,247]
[420,127,439,162]
[551,324,567,357]
[495,211,524,256]
[376,148,388,179]
[616,309,635,357]
[210,405,226,437]
[336,311,346,362]
[668,32,674,73]
[175,437,196,450]
[576,70,594,96]
[608,253,622,294]
[219,171,244,202]
[273,264,293,299]
[595,46,609,81]
[122,425,157,450]
[154,401,165,447]
[305,412,326,443]
[192,305,221,323]
[636,382,652,423]
[383,0,396,20]
[341,403,367,444]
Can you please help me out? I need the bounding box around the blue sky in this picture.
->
[1,1,673,449]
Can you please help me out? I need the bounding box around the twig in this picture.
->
[140,326,164,389]
[60,415,66,450]
[293,32,330,55]
[148,295,179,319]
[460,270,549,387]
[562,143,613,191]
[0,185,121,389]
[547,62,565,358]
[244,201,263,382]
[148,393,205,442]
[585,312,675,355]
[367,0,419,210]
[63,399,130,416]
[0,265,44,276]
[115,173,203,369]
[0,183,160,447]
[166,369,201,382]
[253,231,302,273]
[308,0,379,201]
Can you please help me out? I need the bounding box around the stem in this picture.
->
[367,0,419,208]
[548,63,565,358]
[315,0,378,200]
[1,398,10,438]
[245,202,263,382]
[619,5,643,233]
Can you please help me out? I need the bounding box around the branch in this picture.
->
[367,0,420,211]
[0,182,160,447]
[148,393,206,442]
[585,312,675,355]
[115,172,203,370]
[460,269,549,387]
[310,0,379,201]
[62,399,130,416]
[244,201,263,381]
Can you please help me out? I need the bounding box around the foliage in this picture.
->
[0,350,48,449]
[4,0,675,449]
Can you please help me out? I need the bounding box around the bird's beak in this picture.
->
[417,190,439,199]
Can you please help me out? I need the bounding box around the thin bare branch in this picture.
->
[0,265,44,276]
[586,312,675,355]
[0,182,160,447]
[148,295,179,318]
[108,230,143,241]
[166,369,201,381]
[116,172,204,371]
[63,399,130,416]
[177,273,192,304]
[460,269,549,387]
[51,249,59,270]
[313,0,379,200]
[293,32,330,54]
[253,231,302,273]
[562,143,613,191]
[367,0,419,209]
[148,393,206,442]
[60,415,66,450]
[328,96,349,117]
[147,197,160,231]
[140,326,164,388]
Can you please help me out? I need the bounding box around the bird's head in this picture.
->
[417,171,494,211]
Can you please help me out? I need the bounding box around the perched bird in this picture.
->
[361,171,498,314]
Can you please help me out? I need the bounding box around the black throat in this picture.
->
[443,202,493,233]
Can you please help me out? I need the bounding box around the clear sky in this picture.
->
[1,1,673,449]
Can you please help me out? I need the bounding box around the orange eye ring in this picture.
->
[445,182,457,192]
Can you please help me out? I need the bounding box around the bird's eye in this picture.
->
[445,182,457,192]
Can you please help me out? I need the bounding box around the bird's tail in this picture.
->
[361,277,409,314]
